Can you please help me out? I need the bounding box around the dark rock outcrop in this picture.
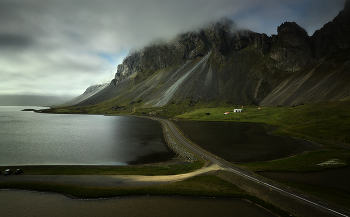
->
[312,0,350,59]
[267,22,313,72]
[252,33,276,55]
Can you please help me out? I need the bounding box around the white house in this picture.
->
[234,109,242,113]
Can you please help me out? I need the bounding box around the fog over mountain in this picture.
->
[66,0,350,107]
[0,0,345,97]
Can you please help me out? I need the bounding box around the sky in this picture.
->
[0,0,346,97]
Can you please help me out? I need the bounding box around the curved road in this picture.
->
[148,117,349,217]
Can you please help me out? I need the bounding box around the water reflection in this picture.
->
[0,107,174,166]
[0,190,277,217]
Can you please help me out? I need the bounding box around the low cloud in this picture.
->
[0,0,345,96]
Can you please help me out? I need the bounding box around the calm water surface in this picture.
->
[0,190,276,217]
[0,106,174,165]
[176,121,323,163]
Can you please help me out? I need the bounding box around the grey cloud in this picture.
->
[0,0,346,96]
[0,34,35,49]
[231,0,345,35]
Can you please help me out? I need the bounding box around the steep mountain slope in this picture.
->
[62,83,109,106]
[262,0,350,106]
[260,55,350,106]
[71,0,350,108]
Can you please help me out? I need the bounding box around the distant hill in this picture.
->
[0,95,75,106]
[61,84,109,106]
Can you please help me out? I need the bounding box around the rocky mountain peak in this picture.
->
[345,0,350,12]
[267,22,313,72]
[311,0,350,58]
[113,18,239,85]
[277,22,309,47]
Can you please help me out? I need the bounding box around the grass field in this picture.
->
[175,101,350,172]
[176,101,350,145]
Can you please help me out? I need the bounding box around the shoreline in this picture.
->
[2,111,349,216]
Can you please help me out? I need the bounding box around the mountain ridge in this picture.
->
[67,0,350,108]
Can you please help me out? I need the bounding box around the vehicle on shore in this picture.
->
[15,169,22,175]
[4,169,12,175]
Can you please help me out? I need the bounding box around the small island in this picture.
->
[21,109,37,112]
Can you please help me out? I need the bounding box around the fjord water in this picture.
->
[0,106,174,166]
[0,190,276,217]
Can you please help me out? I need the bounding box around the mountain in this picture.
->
[261,0,350,106]
[70,0,350,108]
[0,95,75,106]
[61,83,109,106]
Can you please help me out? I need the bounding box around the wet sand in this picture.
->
[176,121,322,163]
[259,167,350,193]
[0,190,277,217]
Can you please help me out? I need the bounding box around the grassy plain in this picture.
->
[175,101,350,173]
[176,101,350,145]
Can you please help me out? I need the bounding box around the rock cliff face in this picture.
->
[267,22,313,72]
[113,18,252,85]
[312,0,350,59]
[73,0,350,107]
[114,18,321,86]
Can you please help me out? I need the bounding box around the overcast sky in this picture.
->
[0,0,346,97]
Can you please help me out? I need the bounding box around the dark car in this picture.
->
[15,169,22,175]
[4,169,12,175]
